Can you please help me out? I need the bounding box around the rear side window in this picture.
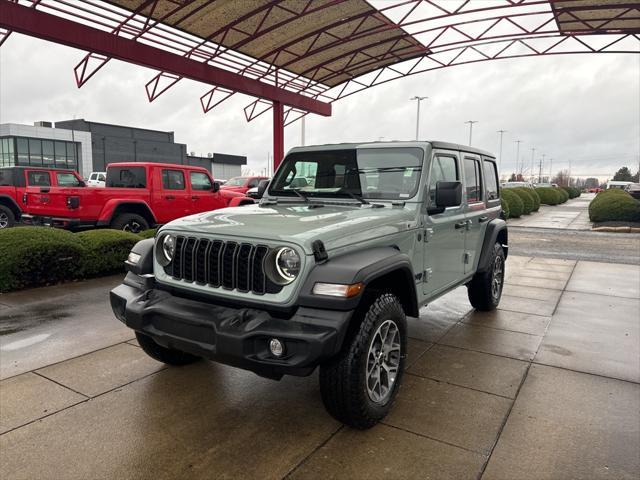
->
[98,174,106,182]
[0,169,14,186]
[463,158,482,203]
[56,172,82,187]
[106,167,146,188]
[428,155,458,204]
[483,160,499,200]
[27,171,51,186]
[162,169,185,190]
[190,171,212,191]
[90,173,97,180]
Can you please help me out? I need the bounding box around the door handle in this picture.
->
[454,221,467,229]
[478,216,489,223]
[165,195,175,200]
[191,196,200,201]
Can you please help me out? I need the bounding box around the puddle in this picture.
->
[0,303,72,336]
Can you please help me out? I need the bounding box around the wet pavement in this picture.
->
[1,254,638,480]
[507,193,594,230]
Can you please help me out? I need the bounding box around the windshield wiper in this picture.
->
[291,188,310,202]
[341,190,369,204]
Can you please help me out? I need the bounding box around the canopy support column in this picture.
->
[273,101,284,172]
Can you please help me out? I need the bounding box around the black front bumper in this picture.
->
[110,276,353,378]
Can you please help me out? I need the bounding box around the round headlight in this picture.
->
[157,234,175,266]
[274,247,300,284]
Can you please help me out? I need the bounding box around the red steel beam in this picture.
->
[0,1,331,117]
[273,101,284,170]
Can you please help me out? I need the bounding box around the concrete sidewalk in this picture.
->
[1,256,639,480]
[507,193,594,230]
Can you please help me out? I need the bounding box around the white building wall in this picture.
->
[211,163,241,181]
[0,123,93,176]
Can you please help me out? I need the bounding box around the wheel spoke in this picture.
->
[366,319,402,405]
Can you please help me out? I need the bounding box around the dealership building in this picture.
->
[0,120,246,180]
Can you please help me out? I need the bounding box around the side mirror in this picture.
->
[78,180,86,187]
[427,181,462,215]
[257,179,269,199]
[212,181,220,193]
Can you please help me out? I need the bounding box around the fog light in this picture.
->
[127,252,141,265]
[269,338,285,357]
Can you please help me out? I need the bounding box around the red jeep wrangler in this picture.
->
[0,166,86,229]
[20,162,252,232]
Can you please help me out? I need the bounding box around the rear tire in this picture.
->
[319,293,407,429]
[135,332,201,366]
[110,213,149,233]
[0,205,15,229]
[467,242,505,311]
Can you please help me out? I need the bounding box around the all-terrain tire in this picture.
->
[467,242,505,311]
[319,293,407,429]
[135,331,201,366]
[0,205,16,229]
[110,213,149,233]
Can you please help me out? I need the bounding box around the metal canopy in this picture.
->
[0,0,638,166]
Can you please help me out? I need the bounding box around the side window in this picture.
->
[190,171,212,191]
[162,170,185,190]
[98,174,106,182]
[56,173,81,187]
[90,173,97,180]
[247,178,259,188]
[106,167,146,188]
[27,171,51,187]
[428,155,458,204]
[463,157,482,203]
[483,160,499,201]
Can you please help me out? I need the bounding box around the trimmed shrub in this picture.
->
[0,228,85,292]
[501,196,510,219]
[527,187,541,211]
[138,228,157,239]
[536,187,562,205]
[77,229,142,277]
[589,190,640,222]
[511,188,534,215]
[562,186,581,199]
[501,189,524,218]
[557,188,569,203]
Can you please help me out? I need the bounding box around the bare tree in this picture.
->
[553,169,570,186]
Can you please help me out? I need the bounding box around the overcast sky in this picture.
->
[1,33,638,181]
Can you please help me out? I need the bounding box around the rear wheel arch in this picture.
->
[0,196,21,219]
[477,219,508,273]
[109,202,156,227]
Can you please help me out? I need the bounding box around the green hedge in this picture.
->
[511,188,534,215]
[0,227,148,292]
[526,188,541,211]
[557,188,569,203]
[589,190,640,222]
[562,186,581,199]
[501,189,524,218]
[138,229,157,239]
[0,228,85,292]
[77,230,142,277]
[536,187,562,205]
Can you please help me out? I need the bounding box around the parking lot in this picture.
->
[1,247,638,479]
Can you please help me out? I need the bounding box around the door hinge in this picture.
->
[424,268,433,282]
[423,228,434,242]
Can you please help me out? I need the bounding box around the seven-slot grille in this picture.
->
[165,236,282,295]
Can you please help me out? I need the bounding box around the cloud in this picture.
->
[1,34,638,181]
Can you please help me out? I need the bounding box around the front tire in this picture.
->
[0,205,16,229]
[319,293,407,429]
[135,331,201,366]
[110,213,149,233]
[467,242,505,311]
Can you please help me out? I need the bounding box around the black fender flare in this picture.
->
[476,219,508,273]
[298,247,419,316]
[124,238,155,276]
[0,195,22,219]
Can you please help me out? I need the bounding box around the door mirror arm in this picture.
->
[212,181,220,193]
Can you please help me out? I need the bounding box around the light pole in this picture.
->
[410,96,428,140]
[539,153,546,183]
[497,130,506,171]
[465,120,478,146]
[514,140,522,178]
[530,147,536,183]
[549,157,553,183]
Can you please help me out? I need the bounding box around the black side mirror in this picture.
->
[257,179,269,198]
[78,180,86,187]
[428,181,462,215]
[212,181,220,193]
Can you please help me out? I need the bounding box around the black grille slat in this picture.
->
[166,236,281,295]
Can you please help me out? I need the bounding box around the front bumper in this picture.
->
[110,276,352,378]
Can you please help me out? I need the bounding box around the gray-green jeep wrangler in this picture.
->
[111,141,507,429]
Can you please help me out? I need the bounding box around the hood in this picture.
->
[163,203,418,254]
[219,189,244,198]
[220,185,246,193]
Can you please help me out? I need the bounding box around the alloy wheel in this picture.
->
[366,319,401,404]
[0,212,9,229]
[491,255,504,301]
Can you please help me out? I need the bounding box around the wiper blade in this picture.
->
[341,190,369,204]
[291,188,310,202]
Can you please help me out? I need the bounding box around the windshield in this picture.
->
[269,148,423,200]
[225,177,247,186]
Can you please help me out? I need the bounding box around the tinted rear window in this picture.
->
[106,167,146,188]
[0,169,14,186]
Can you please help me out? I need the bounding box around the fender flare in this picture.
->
[124,238,155,276]
[227,196,254,207]
[298,246,419,316]
[98,199,156,225]
[476,219,508,273]
[0,195,22,218]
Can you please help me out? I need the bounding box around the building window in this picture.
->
[42,140,54,167]
[66,142,77,168]
[16,138,29,165]
[29,138,43,165]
